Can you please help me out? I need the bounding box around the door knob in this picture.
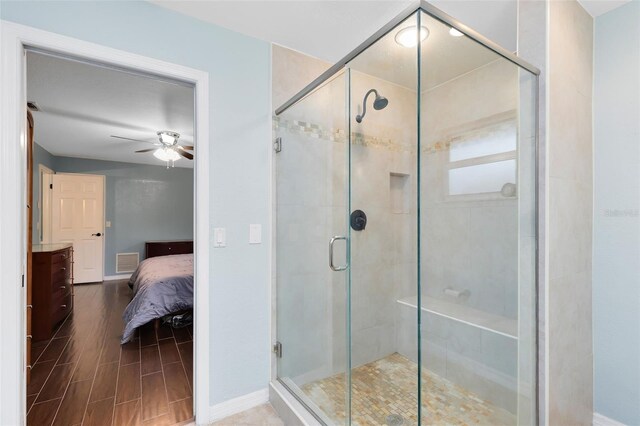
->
[92,232,102,237]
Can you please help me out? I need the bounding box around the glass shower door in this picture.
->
[275,70,350,424]
[346,12,421,426]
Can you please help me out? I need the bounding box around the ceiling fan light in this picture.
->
[157,130,179,145]
[153,147,181,162]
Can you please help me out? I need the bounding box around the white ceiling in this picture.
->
[27,51,195,168]
[578,0,632,16]
[348,11,501,90]
[151,0,519,63]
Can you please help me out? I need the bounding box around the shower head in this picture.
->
[374,95,388,110]
[356,89,388,123]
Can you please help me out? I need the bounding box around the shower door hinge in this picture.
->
[273,341,283,358]
[273,137,282,153]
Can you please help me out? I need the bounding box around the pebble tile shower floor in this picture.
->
[301,353,515,426]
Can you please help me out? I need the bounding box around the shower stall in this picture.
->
[273,2,538,425]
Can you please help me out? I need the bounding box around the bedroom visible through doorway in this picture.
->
[25,50,196,425]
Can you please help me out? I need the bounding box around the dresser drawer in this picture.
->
[51,260,71,282]
[52,279,72,296]
[51,291,72,324]
[51,250,71,264]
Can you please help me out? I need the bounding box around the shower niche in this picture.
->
[274,3,538,425]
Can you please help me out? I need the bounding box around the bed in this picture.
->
[121,240,193,343]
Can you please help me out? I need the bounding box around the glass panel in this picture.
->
[419,10,537,426]
[275,70,349,424]
[346,12,420,426]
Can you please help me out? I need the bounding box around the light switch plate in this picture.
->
[214,227,226,248]
[106,221,111,228]
[249,224,262,244]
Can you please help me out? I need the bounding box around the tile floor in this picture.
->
[301,353,515,426]
[212,404,284,426]
[27,280,193,426]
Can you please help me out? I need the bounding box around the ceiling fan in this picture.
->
[110,130,194,167]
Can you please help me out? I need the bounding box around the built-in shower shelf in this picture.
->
[397,296,518,339]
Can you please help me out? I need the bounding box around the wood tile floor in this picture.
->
[27,280,194,426]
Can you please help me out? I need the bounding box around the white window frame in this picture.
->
[442,111,518,202]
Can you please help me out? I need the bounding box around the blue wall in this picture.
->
[2,0,271,406]
[593,1,640,424]
[42,151,194,277]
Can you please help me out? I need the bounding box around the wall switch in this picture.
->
[214,227,226,248]
[106,221,111,228]
[249,224,262,244]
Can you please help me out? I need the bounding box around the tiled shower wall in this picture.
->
[349,70,418,369]
[421,59,519,318]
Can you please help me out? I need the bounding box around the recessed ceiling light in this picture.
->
[395,26,429,48]
[449,27,464,37]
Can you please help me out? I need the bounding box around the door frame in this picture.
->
[0,21,211,425]
[51,172,106,283]
[37,164,55,244]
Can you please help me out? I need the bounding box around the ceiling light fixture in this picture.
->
[153,146,181,167]
[157,130,180,146]
[449,27,464,37]
[395,26,429,48]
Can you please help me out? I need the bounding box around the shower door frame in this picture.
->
[272,1,542,424]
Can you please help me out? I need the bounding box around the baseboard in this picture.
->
[209,388,269,422]
[103,274,132,281]
[593,412,626,426]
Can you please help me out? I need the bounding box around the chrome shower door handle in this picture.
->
[329,236,348,271]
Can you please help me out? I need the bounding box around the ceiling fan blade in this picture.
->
[110,135,159,145]
[135,148,156,153]
[179,145,194,151]
[178,150,194,160]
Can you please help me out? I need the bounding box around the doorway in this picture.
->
[50,173,105,284]
[0,22,210,426]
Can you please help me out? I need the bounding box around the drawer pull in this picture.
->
[27,365,32,370]
[60,285,66,289]
[27,335,32,339]
[61,304,67,308]
[60,267,66,271]
[26,304,33,309]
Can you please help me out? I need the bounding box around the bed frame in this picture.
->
[143,240,194,332]
[145,240,193,259]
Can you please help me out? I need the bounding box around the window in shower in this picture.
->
[445,114,518,199]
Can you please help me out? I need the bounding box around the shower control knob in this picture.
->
[350,210,367,231]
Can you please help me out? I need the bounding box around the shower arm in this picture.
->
[356,89,379,123]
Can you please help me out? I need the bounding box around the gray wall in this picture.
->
[32,143,194,276]
[593,1,640,424]
[2,1,271,407]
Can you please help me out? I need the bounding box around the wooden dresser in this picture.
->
[32,243,74,342]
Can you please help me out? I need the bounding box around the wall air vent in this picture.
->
[116,252,139,273]
[27,101,40,112]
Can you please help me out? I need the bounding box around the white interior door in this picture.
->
[51,173,105,283]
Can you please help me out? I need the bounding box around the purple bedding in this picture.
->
[121,253,193,343]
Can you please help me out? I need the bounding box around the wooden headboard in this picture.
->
[145,240,193,259]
